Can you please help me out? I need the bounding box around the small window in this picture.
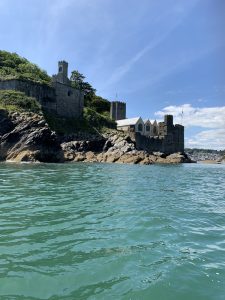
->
[68,90,72,96]
[138,123,143,132]
[59,66,63,72]
[146,125,150,132]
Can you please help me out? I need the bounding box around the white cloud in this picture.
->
[186,129,225,150]
[155,104,225,128]
[155,104,225,149]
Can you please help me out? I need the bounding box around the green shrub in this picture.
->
[89,96,110,113]
[0,50,51,84]
[83,107,116,129]
[43,112,91,134]
[44,108,116,135]
[0,90,41,113]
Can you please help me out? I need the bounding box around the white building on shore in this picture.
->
[117,117,160,137]
[116,117,145,135]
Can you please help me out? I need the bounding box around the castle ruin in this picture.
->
[0,60,185,154]
[0,61,84,118]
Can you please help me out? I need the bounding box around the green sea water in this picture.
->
[0,162,225,300]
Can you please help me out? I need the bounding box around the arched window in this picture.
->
[138,123,143,132]
[59,66,63,72]
[68,90,72,96]
[146,125,150,132]
[153,126,157,135]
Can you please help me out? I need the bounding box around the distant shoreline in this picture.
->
[197,160,224,164]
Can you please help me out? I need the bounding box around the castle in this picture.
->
[0,60,184,154]
[110,101,184,154]
[0,61,84,118]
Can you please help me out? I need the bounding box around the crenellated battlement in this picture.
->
[58,60,68,64]
[112,101,126,105]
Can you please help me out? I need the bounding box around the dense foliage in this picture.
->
[0,90,41,113]
[45,108,116,135]
[83,107,116,129]
[44,112,89,135]
[90,95,111,114]
[70,70,110,113]
[70,71,96,97]
[0,51,51,84]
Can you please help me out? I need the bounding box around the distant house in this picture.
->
[117,117,145,135]
[144,119,151,136]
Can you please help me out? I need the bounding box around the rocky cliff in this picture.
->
[0,110,63,162]
[0,111,193,164]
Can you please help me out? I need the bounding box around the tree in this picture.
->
[90,95,110,113]
[70,70,96,97]
[70,70,111,112]
[70,70,85,89]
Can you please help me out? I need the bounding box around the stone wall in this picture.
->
[0,79,56,112]
[52,82,84,118]
[135,133,163,152]
[0,79,84,118]
[134,125,184,154]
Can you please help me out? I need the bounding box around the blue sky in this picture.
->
[0,0,224,149]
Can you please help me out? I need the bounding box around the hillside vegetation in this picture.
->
[44,108,115,135]
[0,50,51,84]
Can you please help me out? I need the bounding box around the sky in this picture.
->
[0,0,224,149]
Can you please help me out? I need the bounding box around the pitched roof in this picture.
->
[117,117,142,127]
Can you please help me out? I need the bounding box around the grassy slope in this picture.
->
[0,90,41,114]
[0,50,51,84]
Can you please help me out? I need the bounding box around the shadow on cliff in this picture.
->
[0,110,64,163]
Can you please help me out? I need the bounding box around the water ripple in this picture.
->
[0,163,225,299]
